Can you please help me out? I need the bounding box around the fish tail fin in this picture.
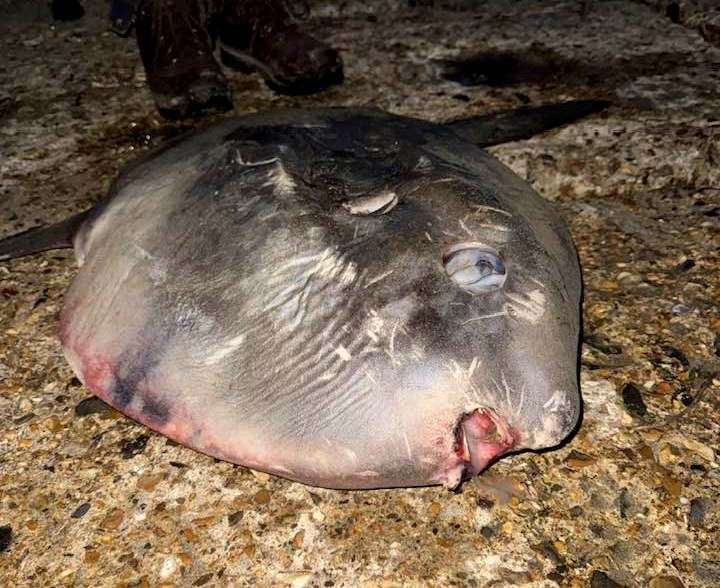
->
[447,100,610,148]
[0,210,89,261]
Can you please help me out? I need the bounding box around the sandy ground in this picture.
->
[0,1,718,586]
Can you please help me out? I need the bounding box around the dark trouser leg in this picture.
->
[135,0,232,119]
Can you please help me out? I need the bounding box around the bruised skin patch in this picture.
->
[60,325,302,479]
[60,325,172,428]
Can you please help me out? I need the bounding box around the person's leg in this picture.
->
[134,0,233,119]
[218,0,343,95]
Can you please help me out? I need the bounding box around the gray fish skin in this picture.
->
[25,108,584,489]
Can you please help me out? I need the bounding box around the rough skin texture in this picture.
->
[0,1,717,586]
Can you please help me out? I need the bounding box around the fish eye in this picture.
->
[442,242,506,294]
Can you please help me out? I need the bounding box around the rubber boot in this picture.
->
[135,0,233,119]
[217,0,343,95]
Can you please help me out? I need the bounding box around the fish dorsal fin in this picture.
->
[446,100,609,148]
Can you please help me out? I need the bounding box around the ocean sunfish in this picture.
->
[0,102,604,489]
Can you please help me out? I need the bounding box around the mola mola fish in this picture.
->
[0,102,604,489]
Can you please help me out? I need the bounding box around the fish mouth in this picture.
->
[455,408,518,476]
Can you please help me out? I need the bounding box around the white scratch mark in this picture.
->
[468,356,479,379]
[389,321,399,355]
[235,151,278,167]
[472,204,513,217]
[343,190,398,215]
[334,345,352,362]
[263,161,296,196]
[517,383,526,417]
[402,432,413,460]
[342,447,358,462]
[477,223,511,232]
[363,369,378,386]
[319,369,338,381]
[501,371,513,414]
[270,464,295,475]
[414,155,432,171]
[458,218,473,236]
[505,289,546,324]
[356,470,380,477]
[543,389,568,412]
[460,310,508,325]
[365,270,394,288]
[424,232,433,242]
[204,333,246,364]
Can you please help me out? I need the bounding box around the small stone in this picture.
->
[136,473,165,492]
[193,573,214,586]
[13,413,35,425]
[688,497,712,529]
[654,382,673,396]
[250,469,270,483]
[621,383,647,417]
[84,549,100,563]
[480,525,495,539]
[70,502,91,519]
[278,571,313,587]
[661,475,682,499]
[679,437,716,463]
[182,528,198,543]
[291,530,305,549]
[565,450,596,469]
[179,552,193,566]
[617,271,642,285]
[22,35,44,47]
[74,396,111,417]
[159,555,179,580]
[596,279,620,292]
[713,333,720,357]
[657,443,681,467]
[671,303,691,316]
[649,576,684,588]
[191,516,216,528]
[590,570,624,588]
[100,508,124,531]
[673,259,695,273]
[43,415,63,433]
[254,489,271,505]
[476,497,494,510]
[121,434,150,459]
[532,540,562,565]
[228,511,244,526]
[0,525,12,552]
